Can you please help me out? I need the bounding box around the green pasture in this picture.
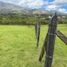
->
[0,24,67,67]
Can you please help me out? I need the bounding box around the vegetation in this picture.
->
[0,13,67,25]
[0,24,67,67]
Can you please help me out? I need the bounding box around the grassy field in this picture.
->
[0,24,67,67]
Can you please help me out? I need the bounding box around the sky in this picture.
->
[0,0,67,13]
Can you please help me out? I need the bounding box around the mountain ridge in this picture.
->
[0,1,30,14]
[0,1,67,15]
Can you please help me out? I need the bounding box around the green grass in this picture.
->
[0,24,67,67]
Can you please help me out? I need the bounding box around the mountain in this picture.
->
[0,1,29,14]
[31,9,67,16]
[0,1,67,16]
[31,9,48,15]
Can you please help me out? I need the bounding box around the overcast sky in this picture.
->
[0,0,67,13]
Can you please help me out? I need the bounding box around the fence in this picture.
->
[35,13,67,67]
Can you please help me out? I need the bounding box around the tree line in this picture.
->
[0,13,67,25]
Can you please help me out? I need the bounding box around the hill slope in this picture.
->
[0,1,29,14]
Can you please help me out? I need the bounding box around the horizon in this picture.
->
[0,0,67,14]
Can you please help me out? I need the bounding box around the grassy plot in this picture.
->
[0,24,67,67]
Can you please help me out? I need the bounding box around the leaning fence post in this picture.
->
[44,13,58,67]
[56,31,67,45]
[39,33,48,62]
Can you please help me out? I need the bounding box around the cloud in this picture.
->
[58,8,67,13]
[46,4,58,11]
[18,0,44,8]
[44,0,67,13]
[0,0,44,8]
[0,0,67,13]
[45,5,67,14]
[53,0,67,4]
[0,0,19,4]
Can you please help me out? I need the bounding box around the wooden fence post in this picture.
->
[44,13,58,67]
[35,22,41,47]
[39,33,48,62]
